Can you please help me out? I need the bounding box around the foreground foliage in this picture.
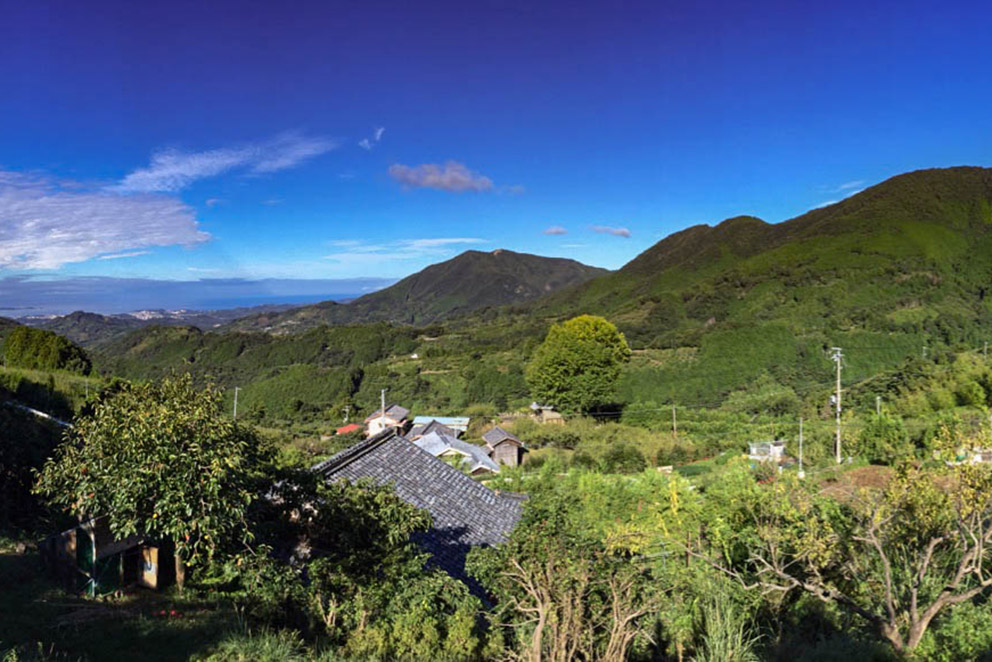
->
[35,374,272,579]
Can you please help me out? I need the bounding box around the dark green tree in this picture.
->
[1,326,91,374]
[526,315,631,414]
[35,374,271,586]
[858,412,912,465]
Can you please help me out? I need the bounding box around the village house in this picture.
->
[313,429,524,590]
[408,416,470,438]
[483,426,528,467]
[363,403,410,437]
[748,440,787,463]
[406,418,460,441]
[414,430,500,475]
[530,402,565,425]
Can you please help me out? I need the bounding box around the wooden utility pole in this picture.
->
[233,386,241,420]
[831,347,843,464]
[380,388,388,429]
[672,405,677,439]
[798,416,805,479]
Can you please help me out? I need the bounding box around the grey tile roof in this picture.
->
[313,429,524,586]
[407,419,459,440]
[482,425,525,448]
[415,431,500,474]
[363,403,410,423]
[412,416,471,432]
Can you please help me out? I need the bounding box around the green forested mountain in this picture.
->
[541,167,992,344]
[227,249,608,332]
[93,167,992,420]
[28,311,145,348]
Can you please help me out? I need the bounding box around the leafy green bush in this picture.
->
[857,414,912,465]
[600,443,647,474]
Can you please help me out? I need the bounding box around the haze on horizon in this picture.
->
[2,0,992,313]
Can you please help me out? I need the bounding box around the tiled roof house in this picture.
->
[363,404,410,437]
[313,429,524,585]
[415,430,500,475]
[483,426,528,467]
[410,416,471,434]
[406,419,459,441]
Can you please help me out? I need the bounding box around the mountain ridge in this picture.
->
[225,249,608,333]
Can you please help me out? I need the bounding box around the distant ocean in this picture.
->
[193,293,356,310]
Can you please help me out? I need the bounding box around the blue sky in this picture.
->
[2,0,992,312]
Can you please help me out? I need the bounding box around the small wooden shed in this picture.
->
[40,517,174,596]
[483,426,528,467]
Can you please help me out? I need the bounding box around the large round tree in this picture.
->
[36,374,270,587]
[526,315,631,414]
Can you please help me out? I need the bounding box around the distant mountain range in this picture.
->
[67,165,992,418]
[14,250,607,346]
[224,249,609,333]
[18,304,300,347]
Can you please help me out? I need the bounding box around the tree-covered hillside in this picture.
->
[89,167,992,423]
[227,249,607,332]
[1,326,91,375]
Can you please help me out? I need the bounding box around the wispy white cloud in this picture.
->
[811,180,867,210]
[836,180,864,191]
[359,126,386,151]
[261,198,283,206]
[205,198,224,208]
[323,237,485,263]
[562,243,587,248]
[97,250,150,260]
[388,161,494,192]
[544,225,568,235]
[0,170,209,270]
[113,132,337,193]
[590,224,632,238]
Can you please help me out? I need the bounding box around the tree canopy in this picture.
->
[1,326,91,374]
[35,374,271,570]
[526,315,631,414]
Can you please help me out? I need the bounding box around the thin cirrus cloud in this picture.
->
[590,224,632,238]
[323,237,485,264]
[835,180,864,192]
[543,225,568,235]
[358,126,385,150]
[113,132,337,193]
[97,250,151,260]
[812,179,866,209]
[0,169,209,270]
[388,161,494,193]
